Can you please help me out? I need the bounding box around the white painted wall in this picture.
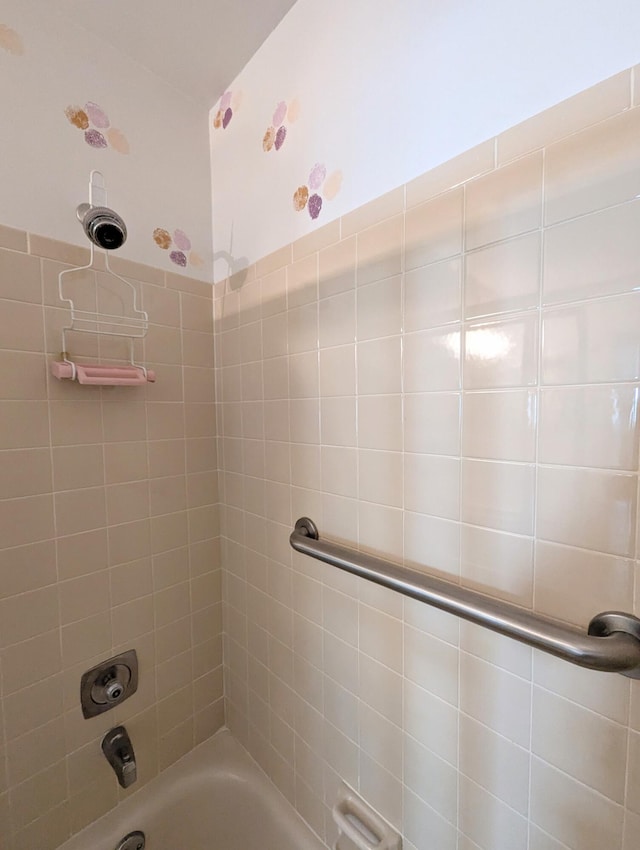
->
[0,2,212,278]
[210,0,640,281]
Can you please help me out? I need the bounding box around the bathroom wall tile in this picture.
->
[460,651,531,746]
[0,401,49,449]
[532,686,627,803]
[404,511,460,577]
[356,215,403,287]
[404,454,459,520]
[0,224,28,253]
[55,486,107,537]
[320,345,355,397]
[342,187,404,237]
[288,302,318,354]
[293,221,340,261]
[0,540,56,599]
[406,139,495,207]
[545,108,640,225]
[57,529,108,581]
[321,397,356,447]
[539,385,639,470]
[358,395,402,451]
[319,289,355,348]
[543,201,640,305]
[465,232,540,319]
[404,625,459,705]
[465,152,543,250]
[530,758,624,850]
[535,540,633,627]
[287,253,318,309]
[403,678,458,766]
[0,494,54,548]
[463,313,538,389]
[404,392,460,456]
[404,258,461,332]
[0,448,52,500]
[52,445,104,492]
[462,389,537,462]
[462,459,535,535]
[0,247,40,303]
[459,775,528,850]
[358,450,403,508]
[497,70,631,164]
[0,351,46,399]
[403,788,457,850]
[360,654,403,727]
[0,585,58,647]
[542,293,640,385]
[404,326,460,392]
[405,187,463,270]
[536,466,636,556]
[459,713,529,815]
[261,268,288,320]
[357,337,401,396]
[319,236,356,299]
[1,630,61,695]
[461,524,533,608]
[356,276,402,340]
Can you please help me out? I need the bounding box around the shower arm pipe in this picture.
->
[290,518,640,678]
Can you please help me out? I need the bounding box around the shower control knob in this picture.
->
[105,680,125,702]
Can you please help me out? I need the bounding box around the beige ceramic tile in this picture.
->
[543,200,640,304]
[535,540,633,627]
[404,454,459,520]
[356,215,403,287]
[463,313,538,389]
[1,629,62,695]
[404,257,461,332]
[319,236,356,299]
[256,243,293,277]
[52,444,104,491]
[0,300,44,352]
[404,326,460,393]
[539,385,639,470]
[141,282,180,327]
[357,336,401,395]
[287,253,318,308]
[461,459,535,535]
[0,494,54,548]
[465,232,540,318]
[0,447,52,499]
[292,221,340,261]
[545,107,640,225]
[462,389,537,462]
[465,152,543,250]
[0,223,28,252]
[406,139,495,207]
[405,187,463,270]
[0,539,56,599]
[342,187,404,237]
[0,351,47,399]
[357,276,402,340]
[498,70,631,164]
[108,255,165,286]
[536,466,636,557]
[165,269,212,298]
[29,234,89,266]
[0,246,41,302]
[461,524,533,608]
[57,528,108,580]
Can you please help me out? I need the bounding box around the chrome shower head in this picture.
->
[76,202,127,251]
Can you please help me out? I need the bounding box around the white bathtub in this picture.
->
[57,729,327,850]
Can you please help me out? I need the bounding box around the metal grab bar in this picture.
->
[290,518,640,678]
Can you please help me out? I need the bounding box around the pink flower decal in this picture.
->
[263,98,299,154]
[65,101,128,153]
[153,228,201,269]
[293,165,342,221]
[213,90,241,131]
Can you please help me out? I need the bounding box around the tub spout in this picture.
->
[102,725,137,788]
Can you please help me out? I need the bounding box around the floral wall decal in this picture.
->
[213,90,243,131]
[262,97,300,152]
[64,101,129,153]
[153,228,203,268]
[0,23,24,55]
[293,163,343,220]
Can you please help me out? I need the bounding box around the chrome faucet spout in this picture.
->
[102,725,137,788]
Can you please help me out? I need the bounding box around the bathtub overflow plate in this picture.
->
[115,831,145,850]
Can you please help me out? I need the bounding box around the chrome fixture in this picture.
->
[115,831,145,850]
[290,517,640,678]
[102,726,137,789]
[80,649,138,718]
[76,202,127,250]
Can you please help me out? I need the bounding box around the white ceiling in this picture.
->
[52,0,298,106]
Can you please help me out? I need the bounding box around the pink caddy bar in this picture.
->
[51,361,156,385]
